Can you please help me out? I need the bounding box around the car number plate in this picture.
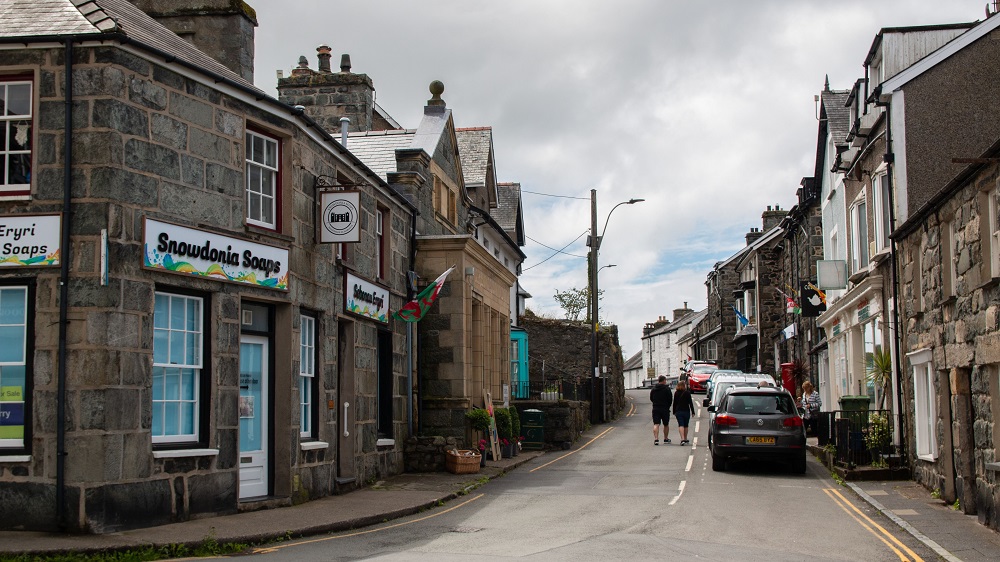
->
[746,436,775,445]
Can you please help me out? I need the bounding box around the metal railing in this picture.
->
[814,409,900,469]
[511,378,592,402]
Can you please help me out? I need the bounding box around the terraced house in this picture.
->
[0,0,417,532]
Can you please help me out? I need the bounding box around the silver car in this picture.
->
[708,387,807,474]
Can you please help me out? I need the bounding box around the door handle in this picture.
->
[343,402,350,437]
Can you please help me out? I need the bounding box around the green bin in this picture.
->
[521,409,544,450]
[838,395,871,450]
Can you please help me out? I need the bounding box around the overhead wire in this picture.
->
[522,230,589,271]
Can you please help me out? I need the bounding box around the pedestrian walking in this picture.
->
[673,380,696,445]
[650,375,673,445]
[800,381,821,435]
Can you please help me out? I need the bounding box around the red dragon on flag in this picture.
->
[393,266,455,322]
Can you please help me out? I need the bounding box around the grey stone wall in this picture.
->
[0,42,413,532]
[898,160,1000,531]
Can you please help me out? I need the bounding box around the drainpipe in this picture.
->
[56,37,74,531]
[408,212,418,435]
[877,96,908,466]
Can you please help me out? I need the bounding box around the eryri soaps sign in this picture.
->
[0,214,60,268]
[143,218,289,291]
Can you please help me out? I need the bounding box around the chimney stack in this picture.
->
[277,47,377,133]
[317,45,332,73]
[127,0,258,82]
[746,227,763,246]
[762,204,788,232]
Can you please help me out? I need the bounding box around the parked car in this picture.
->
[704,369,743,396]
[708,387,807,473]
[685,363,718,393]
[703,372,774,406]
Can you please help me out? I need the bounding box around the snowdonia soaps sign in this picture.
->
[143,218,289,291]
[345,272,389,323]
[0,214,61,268]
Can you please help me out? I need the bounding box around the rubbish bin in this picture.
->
[521,409,544,450]
[838,395,871,451]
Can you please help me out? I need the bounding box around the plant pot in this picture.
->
[480,451,486,466]
[502,443,514,458]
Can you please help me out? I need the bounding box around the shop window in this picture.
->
[245,130,280,230]
[706,340,718,361]
[1,79,32,197]
[152,292,204,444]
[299,314,316,439]
[0,285,30,449]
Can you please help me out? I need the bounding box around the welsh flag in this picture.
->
[394,267,455,322]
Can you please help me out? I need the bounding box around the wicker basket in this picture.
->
[445,449,482,474]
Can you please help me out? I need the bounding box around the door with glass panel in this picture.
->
[239,335,269,499]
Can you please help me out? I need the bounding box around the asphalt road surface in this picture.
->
[229,389,938,561]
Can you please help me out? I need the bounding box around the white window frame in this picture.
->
[909,349,937,460]
[299,314,315,439]
[873,171,891,252]
[850,200,869,273]
[245,130,279,229]
[943,220,956,299]
[0,286,28,448]
[0,80,32,197]
[152,292,203,444]
[706,340,718,361]
[375,208,384,279]
[987,185,1000,279]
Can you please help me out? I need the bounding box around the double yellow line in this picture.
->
[824,488,924,562]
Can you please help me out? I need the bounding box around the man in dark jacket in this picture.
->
[650,375,673,445]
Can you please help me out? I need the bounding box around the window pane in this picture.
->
[185,332,197,364]
[0,327,24,363]
[265,139,276,168]
[181,403,195,434]
[262,196,273,225]
[186,299,200,330]
[245,133,252,160]
[165,369,180,400]
[153,329,168,363]
[152,402,164,436]
[152,367,164,400]
[249,193,261,222]
[248,165,261,194]
[261,169,274,197]
[169,331,185,365]
[7,84,30,116]
[154,294,168,328]
[7,154,28,185]
[252,134,264,163]
[181,368,195,400]
[163,402,179,433]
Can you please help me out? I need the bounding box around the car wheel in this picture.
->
[711,450,726,472]
[792,453,807,474]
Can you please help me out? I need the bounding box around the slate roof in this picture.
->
[823,89,852,146]
[493,182,520,232]
[0,0,258,92]
[345,130,417,181]
[456,127,492,187]
[623,351,643,371]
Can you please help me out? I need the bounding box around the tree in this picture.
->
[553,287,605,322]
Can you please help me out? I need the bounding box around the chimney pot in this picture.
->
[317,45,332,73]
[340,54,352,73]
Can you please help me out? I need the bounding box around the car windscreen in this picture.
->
[726,394,796,415]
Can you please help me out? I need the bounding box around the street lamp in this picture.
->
[587,191,644,423]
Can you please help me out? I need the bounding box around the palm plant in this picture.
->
[866,347,893,410]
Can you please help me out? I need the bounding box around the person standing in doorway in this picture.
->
[650,375,673,445]
[800,381,821,436]
[673,380,696,445]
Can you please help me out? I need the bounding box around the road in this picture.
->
[233,389,937,561]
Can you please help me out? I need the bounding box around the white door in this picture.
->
[239,335,269,500]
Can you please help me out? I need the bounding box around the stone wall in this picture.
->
[404,436,461,472]
[897,159,1000,531]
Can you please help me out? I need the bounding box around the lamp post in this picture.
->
[588,191,644,423]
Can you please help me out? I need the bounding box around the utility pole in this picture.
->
[589,189,600,424]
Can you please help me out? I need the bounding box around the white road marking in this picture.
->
[669,480,686,505]
[685,454,694,472]
[691,437,698,449]
[695,421,700,432]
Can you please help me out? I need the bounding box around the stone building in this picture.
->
[878,14,1000,531]
[733,206,787,373]
[0,0,415,532]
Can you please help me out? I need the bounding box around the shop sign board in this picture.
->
[319,190,361,243]
[143,218,289,291]
[0,214,61,268]
[345,271,389,323]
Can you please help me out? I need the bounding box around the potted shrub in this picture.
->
[465,408,493,458]
[867,346,893,410]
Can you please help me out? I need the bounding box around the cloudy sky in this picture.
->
[252,1,982,358]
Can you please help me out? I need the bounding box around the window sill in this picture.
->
[153,448,220,459]
[917,453,937,463]
[977,276,1000,291]
[986,462,1000,472]
[0,455,30,463]
[376,439,395,447]
[300,441,328,451]
[245,223,294,243]
[0,195,31,202]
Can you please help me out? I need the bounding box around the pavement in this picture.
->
[1,442,999,560]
